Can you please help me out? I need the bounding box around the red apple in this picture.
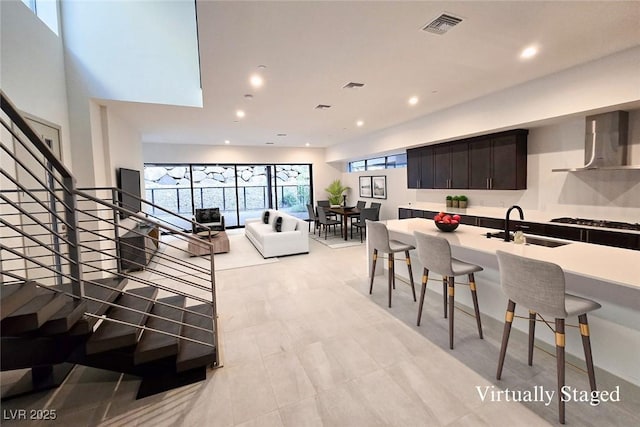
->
[453,214,461,221]
[451,219,459,225]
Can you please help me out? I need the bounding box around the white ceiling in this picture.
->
[104,1,640,149]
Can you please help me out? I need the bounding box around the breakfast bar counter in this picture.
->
[369,218,640,386]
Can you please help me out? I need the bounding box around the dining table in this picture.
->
[328,206,362,241]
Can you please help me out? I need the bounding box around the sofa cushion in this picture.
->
[281,216,298,232]
[274,216,283,232]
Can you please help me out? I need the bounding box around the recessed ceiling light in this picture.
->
[277,133,287,137]
[257,65,267,69]
[356,120,364,127]
[520,45,538,59]
[250,74,263,88]
[244,94,254,99]
[408,96,419,106]
[224,140,230,145]
[265,142,275,145]
[236,110,245,118]
[305,142,310,147]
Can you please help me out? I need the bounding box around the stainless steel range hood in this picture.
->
[552,110,640,172]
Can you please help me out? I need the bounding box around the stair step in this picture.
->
[85,286,158,355]
[134,296,186,365]
[39,299,88,335]
[176,304,216,372]
[1,289,69,335]
[0,282,38,321]
[61,277,128,335]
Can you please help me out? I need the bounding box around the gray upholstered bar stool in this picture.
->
[413,231,483,349]
[367,220,416,308]
[495,250,601,425]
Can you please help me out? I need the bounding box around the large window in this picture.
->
[21,0,59,35]
[144,163,313,230]
[348,153,407,172]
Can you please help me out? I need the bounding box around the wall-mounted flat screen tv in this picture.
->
[117,168,142,219]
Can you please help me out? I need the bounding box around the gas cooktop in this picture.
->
[550,217,640,231]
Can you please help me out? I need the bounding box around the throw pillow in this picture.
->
[274,216,283,232]
[262,210,270,224]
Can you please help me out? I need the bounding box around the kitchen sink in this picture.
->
[486,232,571,248]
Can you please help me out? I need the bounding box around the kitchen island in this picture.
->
[370,217,640,386]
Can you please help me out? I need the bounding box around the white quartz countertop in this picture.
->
[386,218,640,292]
[398,203,640,234]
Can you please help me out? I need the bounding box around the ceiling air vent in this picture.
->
[315,104,331,110]
[343,82,365,89]
[422,13,463,35]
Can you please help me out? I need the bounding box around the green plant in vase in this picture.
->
[446,195,453,207]
[458,195,468,208]
[325,179,350,206]
[452,195,460,208]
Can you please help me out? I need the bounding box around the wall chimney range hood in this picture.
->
[552,110,640,172]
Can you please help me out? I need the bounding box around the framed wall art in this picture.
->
[372,176,387,199]
[359,176,372,198]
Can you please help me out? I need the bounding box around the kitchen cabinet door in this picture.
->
[469,130,527,190]
[492,134,527,190]
[469,138,492,189]
[433,142,468,189]
[406,147,434,188]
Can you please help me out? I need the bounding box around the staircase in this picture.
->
[0,90,220,400]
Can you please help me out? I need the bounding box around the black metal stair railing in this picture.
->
[1,90,220,373]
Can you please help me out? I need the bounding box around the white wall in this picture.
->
[59,0,201,107]
[1,0,72,170]
[142,143,342,203]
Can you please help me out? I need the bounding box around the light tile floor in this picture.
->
[2,237,639,426]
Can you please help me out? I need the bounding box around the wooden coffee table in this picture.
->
[188,230,230,256]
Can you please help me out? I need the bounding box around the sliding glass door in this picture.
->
[144,163,312,230]
[191,165,238,227]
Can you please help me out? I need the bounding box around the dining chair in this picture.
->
[350,200,367,226]
[370,202,381,220]
[305,203,319,234]
[413,231,483,349]
[351,208,377,242]
[317,206,341,239]
[495,250,601,424]
[317,200,337,220]
[367,220,416,308]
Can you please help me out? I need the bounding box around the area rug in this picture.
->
[309,230,364,249]
[150,230,278,276]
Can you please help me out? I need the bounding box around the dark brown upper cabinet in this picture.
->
[433,141,469,189]
[468,129,528,190]
[407,146,434,189]
[407,129,527,190]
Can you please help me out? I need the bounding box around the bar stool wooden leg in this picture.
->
[442,277,448,318]
[496,300,516,380]
[528,311,537,366]
[416,268,429,326]
[468,273,483,339]
[369,249,377,295]
[556,318,566,425]
[405,250,416,302]
[388,252,394,308]
[579,313,597,392]
[448,276,455,349]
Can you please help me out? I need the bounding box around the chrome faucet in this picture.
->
[504,205,524,242]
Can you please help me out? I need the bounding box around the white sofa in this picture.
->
[245,209,309,258]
